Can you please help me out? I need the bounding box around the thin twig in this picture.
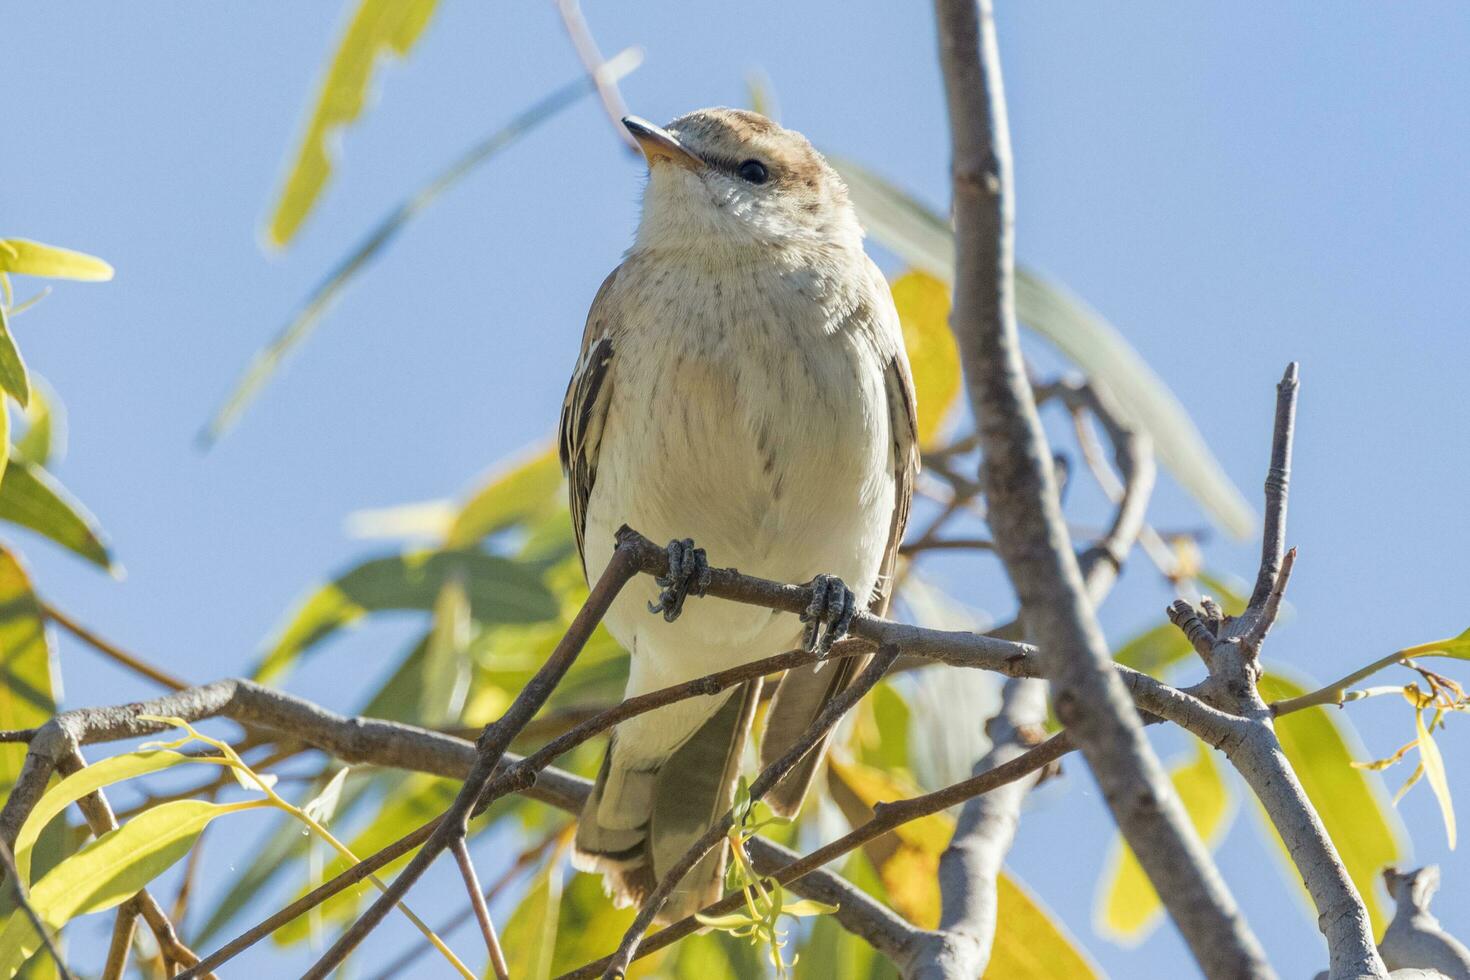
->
[0,838,76,980]
[103,902,139,980]
[553,0,638,152]
[452,838,508,980]
[43,601,189,691]
[565,726,1074,978]
[369,828,565,980]
[302,529,646,978]
[1250,362,1299,609]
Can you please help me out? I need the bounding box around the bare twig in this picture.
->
[933,2,1267,975]
[103,902,138,980]
[302,529,646,978]
[43,601,190,692]
[1250,362,1298,609]
[452,838,508,980]
[1167,364,1386,980]
[553,0,638,152]
[0,838,75,980]
[369,828,566,980]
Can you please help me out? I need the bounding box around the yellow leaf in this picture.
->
[890,271,960,448]
[0,240,113,282]
[827,754,952,928]
[1097,738,1234,942]
[267,0,439,247]
[1415,708,1456,849]
[0,799,262,978]
[986,872,1101,980]
[827,754,952,854]
[1258,670,1407,934]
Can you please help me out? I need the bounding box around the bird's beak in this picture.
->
[623,116,703,172]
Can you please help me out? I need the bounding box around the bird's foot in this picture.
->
[802,574,856,656]
[647,538,711,623]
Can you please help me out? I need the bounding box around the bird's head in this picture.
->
[624,108,863,255]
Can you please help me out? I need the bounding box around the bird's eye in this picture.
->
[737,159,769,184]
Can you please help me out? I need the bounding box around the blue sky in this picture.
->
[5,2,1468,976]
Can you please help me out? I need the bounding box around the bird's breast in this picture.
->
[594,257,894,585]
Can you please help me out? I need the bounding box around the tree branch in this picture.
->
[930,2,1269,976]
[1169,364,1386,980]
[302,528,647,978]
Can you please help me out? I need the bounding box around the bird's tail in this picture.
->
[572,678,763,921]
[759,652,871,817]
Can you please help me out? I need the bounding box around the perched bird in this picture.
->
[560,108,918,920]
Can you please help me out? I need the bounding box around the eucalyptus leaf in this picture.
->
[0,240,113,282]
[0,548,54,803]
[503,855,563,980]
[0,460,113,570]
[988,872,1101,979]
[0,799,260,979]
[266,0,440,247]
[255,548,557,682]
[0,302,28,407]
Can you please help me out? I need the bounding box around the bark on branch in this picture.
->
[930,1,1270,976]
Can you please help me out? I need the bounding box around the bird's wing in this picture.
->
[760,350,920,817]
[873,350,920,615]
[558,269,620,575]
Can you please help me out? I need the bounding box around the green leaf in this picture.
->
[255,548,557,682]
[0,240,113,282]
[1414,707,1456,849]
[987,872,1101,980]
[549,871,667,978]
[420,575,471,726]
[1258,670,1408,933]
[503,857,563,980]
[830,158,1256,539]
[0,460,113,570]
[13,380,61,469]
[890,271,960,448]
[0,302,27,408]
[266,0,440,247]
[0,799,259,979]
[14,750,192,883]
[1097,738,1235,942]
[447,446,564,547]
[0,548,53,802]
[204,52,642,447]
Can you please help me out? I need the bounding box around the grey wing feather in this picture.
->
[558,269,621,575]
[761,353,919,816]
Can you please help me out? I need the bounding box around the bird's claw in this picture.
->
[802,574,856,656]
[647,538,710,623]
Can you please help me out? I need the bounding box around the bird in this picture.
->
[559,107,918,921]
